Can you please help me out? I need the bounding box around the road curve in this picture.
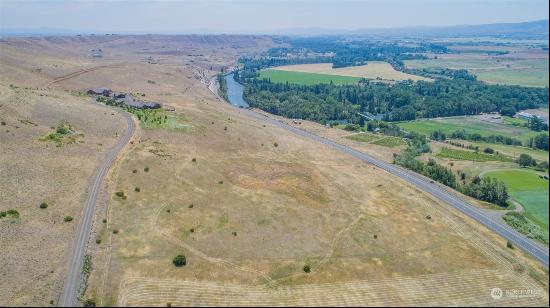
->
[237,107,550,268]
[58,102,136,307]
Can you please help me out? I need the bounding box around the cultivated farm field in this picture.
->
[260,62,430,85]
[259,69,361,85]
[485,169,549,230]
[405,55,549,87]
[396,116,540,143]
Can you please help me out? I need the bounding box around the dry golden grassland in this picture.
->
[271,62,431,82]
[91,84,548,306]
[0,85,127,306]
[0,34,277,306]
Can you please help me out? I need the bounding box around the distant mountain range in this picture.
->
[276,19,549,39]
[1,20,548,39]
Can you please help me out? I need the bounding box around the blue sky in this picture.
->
[0,0,548,34]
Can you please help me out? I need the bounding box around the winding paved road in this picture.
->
[59,103,135,307]
[238,107,550,268]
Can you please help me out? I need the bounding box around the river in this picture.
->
[224,73,249,108]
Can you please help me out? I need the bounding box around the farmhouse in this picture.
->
[87,88,112,96]
[516,111,535,120]
[118,96,161,109]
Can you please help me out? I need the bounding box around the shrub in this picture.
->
[303,265,311,273]
[112,229,119,234]
[6,209,19,218]
[134,187,140,192]
[96,239,102,244]
[192,158,196,162]
[64,216,73,222]
[83,299,96,307]
[273,142,278,147]
[132,169,137,173]
[173,254,187,267]
[115,191,125,198]
[343,123,360,131]
[0,211,6,218]
[102,219,107,223]
[517,154,536,167]
[506,241,514,249]
[503,212,548,244]
[144,167,150,172]
[219,180,223,184]
[483,147,494,154]
[40,202,48,209]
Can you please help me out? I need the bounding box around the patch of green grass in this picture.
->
[259,69,361,85]
[464,141,549,162]
[346,133,405,148]
[437,147,513,162]
[485,169,549,230]
[130,109,191,131]
[40,122,83,146]
[346,133,379,143]
[372,136,407,148]
[397,116,538,143]
[502,116,528,127]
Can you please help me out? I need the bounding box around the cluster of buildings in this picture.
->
[87,88,161,109]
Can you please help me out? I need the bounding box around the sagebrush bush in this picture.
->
[173,254,187,267]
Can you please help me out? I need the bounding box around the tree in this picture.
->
[517,154,536,167]
[528,116,548,132]
[500,106,516,117]
[430,130,446,141]
[173,254,187,267]
[532,133,549,151]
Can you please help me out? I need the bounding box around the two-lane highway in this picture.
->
[59,103,136,307]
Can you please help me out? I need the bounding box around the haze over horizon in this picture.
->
[0,0,549,35]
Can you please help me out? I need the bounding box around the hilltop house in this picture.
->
[87,88,112,96]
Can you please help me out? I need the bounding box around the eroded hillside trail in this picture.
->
[42,64,121,88]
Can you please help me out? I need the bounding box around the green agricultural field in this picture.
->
[485,169,549,229]
[436,147,513,162]
[396,116,539,143]
[259,70,361,85]
[346,132,406,148]
[405,58,549,87]
[502,116,528,127]
[466,141,549,162]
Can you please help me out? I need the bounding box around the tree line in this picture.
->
[242,76,548,123]
[394,134,510,207]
